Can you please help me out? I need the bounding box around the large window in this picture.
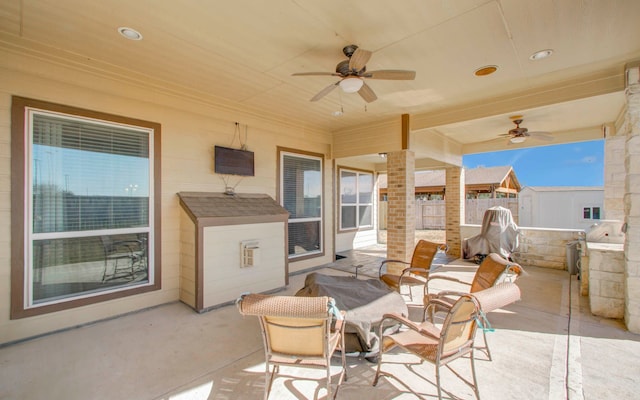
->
[279,149,323,258]
[11,97,161,318]
[339,169,373,230]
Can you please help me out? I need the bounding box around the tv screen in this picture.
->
[214,145,255,176]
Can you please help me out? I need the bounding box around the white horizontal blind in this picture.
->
[31,113,150,234]
[281,152,322,257]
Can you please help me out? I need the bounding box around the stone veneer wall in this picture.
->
[624,63,640,333]
[587,244,625,318]
[604,135,626,221]
[460,225,583,269]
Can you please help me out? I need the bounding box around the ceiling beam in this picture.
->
[462,125,603,154]
[410,67,625,131]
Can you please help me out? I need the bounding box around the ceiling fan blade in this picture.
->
[310,81,339,102]
[358,82,377,103]
[292,72,340,77]
[365,70,416,80]
[528,131,554,141]
[349,48,372,72]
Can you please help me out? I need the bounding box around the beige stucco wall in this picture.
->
[0,49,336,344]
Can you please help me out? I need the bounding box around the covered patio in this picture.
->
[2,2,640,397]
[2,248,638,399]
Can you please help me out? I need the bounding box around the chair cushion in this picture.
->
[238,293,331,318]
[471,282,521,313]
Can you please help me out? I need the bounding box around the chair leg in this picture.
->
[469,349,480,399]
[372,351,383,386]
[476,327,492,361]
[265,363,277,400]
[326,360,332,400]
[436,363,442,400]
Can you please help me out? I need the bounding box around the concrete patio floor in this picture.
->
[1,248,639,399]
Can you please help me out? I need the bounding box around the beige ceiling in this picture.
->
[1,0,639,153]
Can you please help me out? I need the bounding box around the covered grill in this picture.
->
[463,206,519,262]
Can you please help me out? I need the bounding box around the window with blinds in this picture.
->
[26,109,154,306]
[280,151,323,258]
[339,169,373,230]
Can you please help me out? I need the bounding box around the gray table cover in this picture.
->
[295,272,408,354]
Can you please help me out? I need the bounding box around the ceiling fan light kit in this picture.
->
[339,77,364,93]
[500,116,553,144]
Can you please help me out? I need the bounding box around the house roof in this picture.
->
[378,166,517,189]
[465,166,515,186]
[521,186,603,192]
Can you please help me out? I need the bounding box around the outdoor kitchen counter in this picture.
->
[583,241,625,319]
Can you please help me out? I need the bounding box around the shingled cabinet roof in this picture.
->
[178,192,289,226]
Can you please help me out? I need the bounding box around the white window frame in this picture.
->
[339,168,374,231]
[279,150,324,259]
[582,206,601,221]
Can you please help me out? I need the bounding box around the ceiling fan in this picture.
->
[292,44,416,103]
[500,116,553,144]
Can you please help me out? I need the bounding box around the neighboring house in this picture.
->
[518,186,604,230]
[379,166,521,200]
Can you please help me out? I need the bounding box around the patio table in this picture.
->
[295,272,408,358]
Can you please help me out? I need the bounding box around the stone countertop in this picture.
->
[586,241,624,252]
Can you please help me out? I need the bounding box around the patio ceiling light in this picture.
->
[339,77,364,93]
[510,136,526,144]
[529,49,553,61]
[118,27,143,41]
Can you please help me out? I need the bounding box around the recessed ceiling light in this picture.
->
[529,49,553,61]
[474,65,498,77]
[118,27,143,41]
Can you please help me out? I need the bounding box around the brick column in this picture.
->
[445,167,465,258]
[624,61,640,333]
[386,150,415,273]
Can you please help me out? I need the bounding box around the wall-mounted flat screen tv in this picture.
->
[214,145,255,176]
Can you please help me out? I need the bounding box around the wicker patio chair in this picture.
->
[424,253,524,360]
[373,294,482,400]
[236,293,347,400]
[379,239,448,301]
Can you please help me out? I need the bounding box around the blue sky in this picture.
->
[462,139,604,187]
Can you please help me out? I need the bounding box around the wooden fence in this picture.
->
[379,198,519,230]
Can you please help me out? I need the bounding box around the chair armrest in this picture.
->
[424,274,472,295]
[423,290,470,322]
[378,259,410,278]
[399,267,430,279]
[380,313,440,339]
